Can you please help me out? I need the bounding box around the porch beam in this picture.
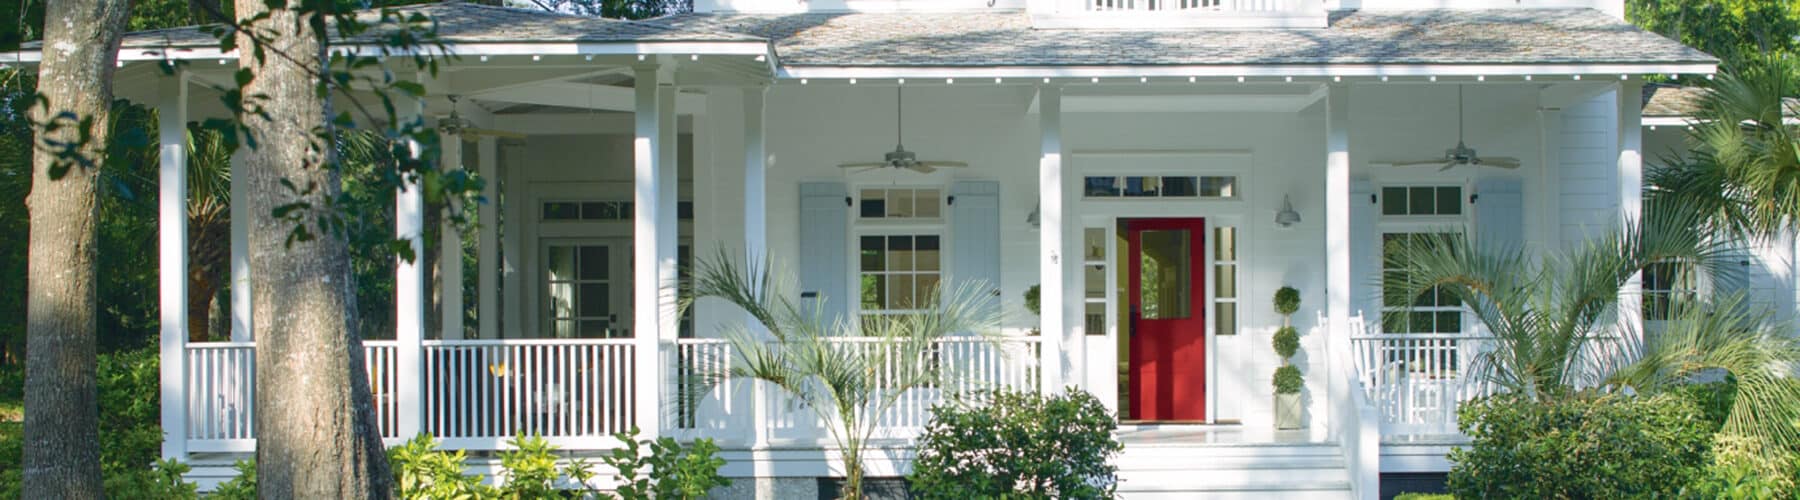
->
[157,71,189,460]
[632,64,668,437]
[1038,85,1066,392]
[472,81,707,115]
[477,136,499,340]
[1324,84,1351,423]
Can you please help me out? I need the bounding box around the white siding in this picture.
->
[1559,91,1619,246]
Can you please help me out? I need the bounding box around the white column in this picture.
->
[1324,84,1351,431]
[477,137,500,340]
[1617,82,1644,335]
[743,87,767,262]
[157,72,189,460]
[440,138,465,340]
[658,85,680,342]
[396,134,427,439]
[229,134,252,341]
[632,65,666,437]
[1038,86,1065,392]
[501,141,524,339]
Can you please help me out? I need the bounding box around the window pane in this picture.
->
[860,236,885,271]
[1215,264,1237,299]
[860,189,886,218]
[580,202,607,219]
[1215,302,1237,336]
[916,274,941,307]
[1410,311,1435,333]
[915,189,941,218]
[1437,187,1462,215]
[887,236,915,272]
[1084,228,1107,261]
[543,202,579,220]
[548,282,575,319]
[678,201,694,220]
[1085,265,1106,299]
[578,283,609,318]
[1086,302,1108,336]
[1436,311,1461,333]
[1085,177,1121,197]
[551,319,575,339]
[861,275,886,310]
[1208,176,1237,198]
[1124,177,1160,197]
[915,236,941,271]
[1215,226,1236,261]
[1162,176,1197,197]
[1409,187,1436,215]
[578,246,609,280]
[889,275,915,309]
[579,319,611,338]
[1139,229,1191,319]
[892,189,916,218]
[1381,187,1407,215]
[547,246,575,283]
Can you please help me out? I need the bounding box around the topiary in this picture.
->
[1272,326,1300,360]
[1273,365,1303,395]
[1273,286,1301,317]
[1024,284,1041,317]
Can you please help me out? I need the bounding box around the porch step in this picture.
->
[1115,442,1353,499]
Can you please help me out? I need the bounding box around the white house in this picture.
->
[3,0,1724,497]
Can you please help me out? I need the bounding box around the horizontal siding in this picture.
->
[1560,90,1618,247]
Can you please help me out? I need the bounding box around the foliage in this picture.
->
[1698,434,1800,498]
[1627,0,1800,81]
[908,388,1123,500]
[209,459,257,500]
[1391,494,1451,500]
[499,433,583,497]
[1272,365,1303,395]
[105,458,198,500]
[604,427,731,500]
[1023,284,1041,317]
[1448,392,1714,499]
[520,0,689,20]
[1271,326,1299,359]
[388,434,498,500]
[1646,56,1800,242]
[1272,286,1300,316]
[689,250,1001,499]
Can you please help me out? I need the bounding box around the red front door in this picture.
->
[1126,218,1207,421]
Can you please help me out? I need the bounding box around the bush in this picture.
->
[1272,365,1302,394]
[389,434,496,499]
[498,433,600,497]
[605,427,730,500]
[0,345,168,499]
[1448,392,1713,498]
[1271,326,1299,359]
[210,460,256,500]
[1273,286,1300,316]
[908,388,1123,499]
[1392,494,1451,500]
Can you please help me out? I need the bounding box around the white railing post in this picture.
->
[396,131,427,440]
[157,71,190,460]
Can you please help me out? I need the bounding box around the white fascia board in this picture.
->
[1,40,773,64]
[777,62,1720,81]
[1640,116,1691,127]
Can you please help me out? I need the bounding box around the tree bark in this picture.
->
[235,1,393,497]
[23,0,129,496]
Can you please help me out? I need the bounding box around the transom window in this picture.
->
[542,200,694,222]
[1643,261,1698,321]
[1381,186,1463,216]
[1381,233,1463,335]
[860,188,943,220]
[1084,175,1238,199]
[859,235,942,315]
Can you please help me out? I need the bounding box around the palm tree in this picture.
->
[688,251,1002,499]
[1645,55,1800,241]
[183,125,233,342]
[1384,209,1800,449]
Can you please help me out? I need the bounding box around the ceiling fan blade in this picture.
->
[1393,159,1453,167]
[1476,157,1522,169]
[918,161,967,168]
[908,164,937,174]
[464,127,526,139]
[838,162,888,169]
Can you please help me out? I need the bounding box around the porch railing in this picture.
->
[184,335,1039,452]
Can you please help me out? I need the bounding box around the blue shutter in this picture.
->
[798,182,849,325]
[950,181,1002,315]
[1351,179,1379,321]
[1475,177,1524,247]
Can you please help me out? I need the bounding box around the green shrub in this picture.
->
[1273,287,1300,316]
[1271,326,1299,359]
[389,434,497,499]
[604,427,731,500]
[1023,285,1041,317]
[1448,392,1713,499]
[908,388,1123,499]
[105,458,197,500]
[1272,365,1303,394]
[1392,494,1451,500]
[0,346,174,499]
[210,459,256,500]
[498,433,598,497]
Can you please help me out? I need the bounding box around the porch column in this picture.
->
[743,86,771,446]
[632,65,670,437]
[230,132,252,340]
[1616,82,1644,336]
[396,131,427,439]
[157,71,189,460]
[1324,84,1351,421]
[441,137,465,340]
[477,136,499,339]
[1038,86,1066,392]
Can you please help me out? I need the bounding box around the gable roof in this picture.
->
[655,9,1715,69]
[1642,84,1711,118]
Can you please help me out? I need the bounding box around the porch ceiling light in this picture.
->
[1275,195,1301,228]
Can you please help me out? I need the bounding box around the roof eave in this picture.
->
[775,61,1721,81]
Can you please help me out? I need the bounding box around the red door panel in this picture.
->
[1127,218,1207,421]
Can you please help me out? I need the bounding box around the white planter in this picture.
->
[1275,392,1303,430]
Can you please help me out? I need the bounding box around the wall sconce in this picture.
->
[1026,204,1041,227]
[1275,195,1302,228]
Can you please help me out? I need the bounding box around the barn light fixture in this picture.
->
[1275,195,1301,228]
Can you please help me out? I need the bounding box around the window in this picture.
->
[1084,228,1109,336]
[1381,186,1462,216]
[859,235,942,315]
[1214,226,1238,336]
[542,200,694,222]
[1380,233,1463,335]
[1643,261,1697,321]
[860,188,942,220]
[1084,175,1238,199]
[545,244,624,338]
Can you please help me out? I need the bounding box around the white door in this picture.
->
[542,238,633,338]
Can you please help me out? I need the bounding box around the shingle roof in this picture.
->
[72,2,761,51]
[655,8,1716,68]
[1642,83,1800,119]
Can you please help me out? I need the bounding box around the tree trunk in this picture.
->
[235,1,392,497]
[188,214,228,342]
[22,0,129,496]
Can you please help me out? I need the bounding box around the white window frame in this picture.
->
[849,184,952,320]
[1376,181,1473,337]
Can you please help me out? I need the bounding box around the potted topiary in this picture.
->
[1024,285,1041,335]
[1272,286,1304,430]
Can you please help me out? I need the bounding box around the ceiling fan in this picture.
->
[437,95,526,140]
[838,88,968,174]
[1392,85,1521,171]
